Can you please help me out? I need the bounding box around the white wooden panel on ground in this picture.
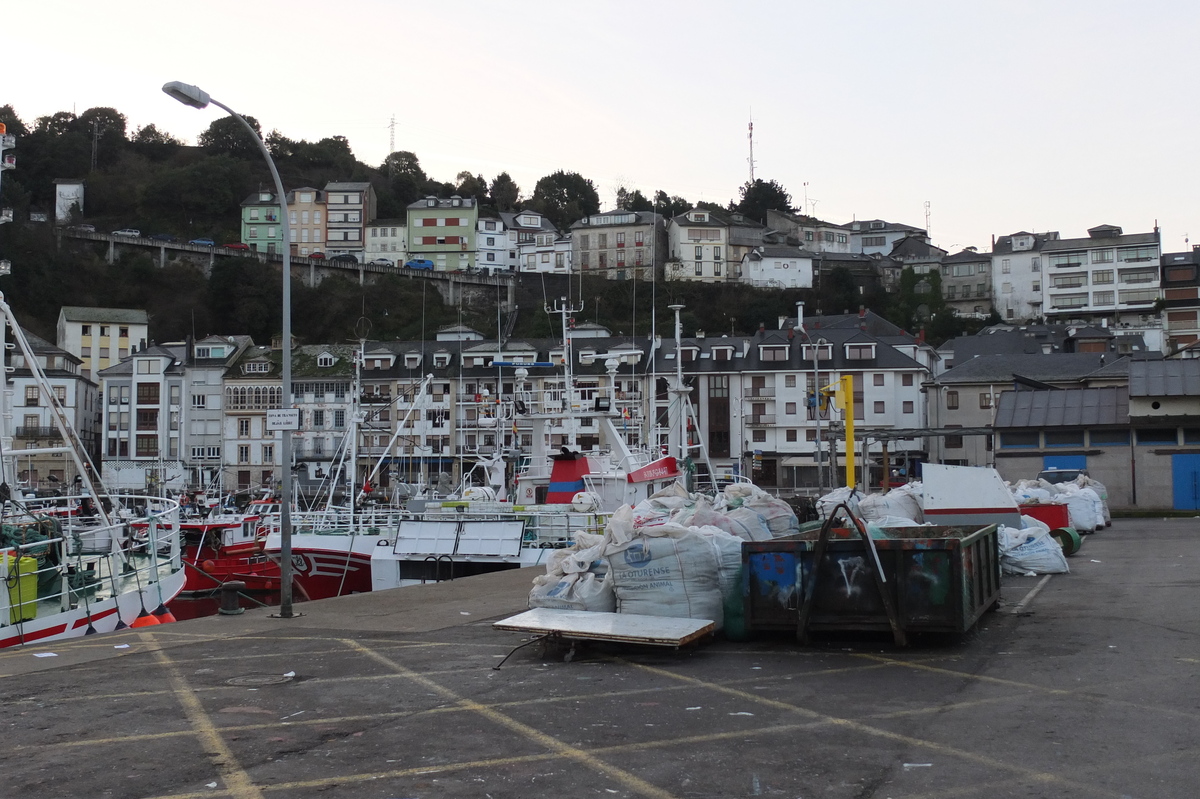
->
[494,608,715,647]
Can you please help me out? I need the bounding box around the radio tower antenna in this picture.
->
[388,115,396,173]
[924,200,932,241]
[747,112,756,184]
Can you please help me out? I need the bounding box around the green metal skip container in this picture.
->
[742,524,1002,637]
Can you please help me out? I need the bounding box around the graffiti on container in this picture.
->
[906,551,950,606]
[750,552,796,608]
[833,555,867,597]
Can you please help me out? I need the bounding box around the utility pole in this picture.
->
[91,120,100,172]
[747,115,756,184]
[388,115,396,171]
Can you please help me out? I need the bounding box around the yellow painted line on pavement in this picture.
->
[850,653,1077,694]
[343,638,679,799]
[143,633,264,799]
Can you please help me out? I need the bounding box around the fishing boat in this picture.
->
[0,294,185,648]
[263,301,727,599]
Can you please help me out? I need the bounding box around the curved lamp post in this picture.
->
[162,81,297,619]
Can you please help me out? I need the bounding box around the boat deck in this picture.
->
[1,519,1198,799]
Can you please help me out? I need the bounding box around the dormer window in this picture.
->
[451,197,462,207]
[801,344,833,361]
[680,347,699,363]
[433,353,450,368]
[195,347,210,358]
[404,353,421,368]
[426,198,437,207]
[317,353,337,367]
[244,361,271,374]
[259,192,272,202]
[845,343,876,360]
[712,347,733,361]
[870,221,885,230]
[760,345,789,362]
[694,213,707,222]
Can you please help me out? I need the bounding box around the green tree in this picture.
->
[382,150,427,207]
[34,112,78,137]
[77,107,128,143]
[821,266,859,315]
[529,170,600,230]
[0,105,30,137]
[198,115,263,157]
[624,189,653,212]
[455,171,488,201]
[732,178,793,223]
[653,190,690,218]
[132,124,182,146]
[489,172,520,211]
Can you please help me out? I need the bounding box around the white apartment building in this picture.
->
[477,216,508,271]
[990,231,1058,323]
[666,209,729,283]
[324,181,377,260]
[1041,224,1162,327]
[500,210,568,274]
[365,219,407,265]
[849,219,927,256]
[741,246,814,289]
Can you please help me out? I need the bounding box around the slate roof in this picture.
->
[943,249,990,263]
[1129,360,1200,397]
[569,211,662,230]
[499,211,557,233]
[991,232,1059,255]
[1041,227,1159,251]
[745,246,815,261]
[407,195,477,209]
[97,344,187,377]
[934,353,1118,385]
[60,307,148,324]
[327,182,374,191]
[993,386,1130,428]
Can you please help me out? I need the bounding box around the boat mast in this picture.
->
[667,303,690,467]
[547,296,583,450]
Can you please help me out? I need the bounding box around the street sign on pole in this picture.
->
[266,408,301,431]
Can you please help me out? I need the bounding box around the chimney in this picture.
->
[696,329,705,339]
[787,327,795,340]
[796,300,805,332]
[917,326,925,344]
[758,322,766,338]
[778,315,787,330]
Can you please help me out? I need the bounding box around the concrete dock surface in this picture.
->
[2,517,1198,798]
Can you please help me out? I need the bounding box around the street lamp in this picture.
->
[162,81,297,619]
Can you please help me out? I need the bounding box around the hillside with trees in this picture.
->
[0,103,985,348]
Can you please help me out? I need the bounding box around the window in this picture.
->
[317,353,336,367]
[334,410,346,429]
[1091,250,1114,264]
[837,233,847,244]
[1053,274,1088,289]
[24,386,38,406]
[136,436,158,457]
[1049,252,1087,268]
[1117,245,1157,263]
[873,374,884,387]
[119,326,129,337]
[1092,429,1130,446]
[1001,259,1011,274]
[237,445,250,464]
[903,400,914,414]
[805,231,814,241]
[863,235,886,247]
[785,402,796,415]
[191,394,206,409]
[945,422,964,448]
[598,233,608,248]
[946,390,959,410]
[313,409,325,428]
[1031,282,1041,293]
[752,429,766,443]
[1136,428,1177,445]
[979,392,992,409]
[874,401,885,413]
[695,262,703,276]
[786,429,797,442]
[1031,257,1040,272]
[1002,282,1013,294]
[100,326,109,336]
[262,444,274,462]
[902,374,914,387]
[81,325,90,336]
[1045,430,1084,447]
[137,384,160,404]
[1093,291,1115,305]
[238,418,250,437]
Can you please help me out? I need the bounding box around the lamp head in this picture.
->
[162,81,210,110]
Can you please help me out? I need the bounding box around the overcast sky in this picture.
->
[6,1,1199,253]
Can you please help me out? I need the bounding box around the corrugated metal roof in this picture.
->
[993,386,1129,428]
[1129,360,1200,397]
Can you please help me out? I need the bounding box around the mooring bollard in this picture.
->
[218,581,246,615]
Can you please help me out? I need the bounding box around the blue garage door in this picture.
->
[1043,454,1087,472]
[1172,454,1200,510]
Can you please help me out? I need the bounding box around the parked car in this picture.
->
[1037,468,1088,485]
[308,251,326,260]
[223,243,251,251]
[189,238,215,246]
[67,223,95,233]
[404,259,435,270]
[111,228,141,237]
[329,253,359,263]
[369,257,394,267]
[148,233,179,243]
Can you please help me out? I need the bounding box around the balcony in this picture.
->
[745,414,776,426]
[360,393,391,404]
[15,426,62,438]
[743,386,775,398]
